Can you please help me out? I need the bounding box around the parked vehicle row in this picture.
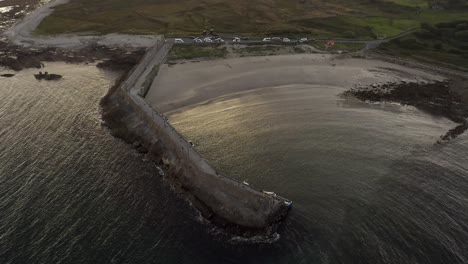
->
[175,37,226,43]
[173,36,315,44]
[261,37,309,43]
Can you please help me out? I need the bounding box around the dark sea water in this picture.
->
[1,66,468,264]
[169,85,468,264]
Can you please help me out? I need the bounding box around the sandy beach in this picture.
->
[145,54,445,113]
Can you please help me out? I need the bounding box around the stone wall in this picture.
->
[111,40,291,235]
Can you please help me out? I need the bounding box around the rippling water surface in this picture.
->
[169,85,468,264]
[0,64,222,264]
[1,66,468,264]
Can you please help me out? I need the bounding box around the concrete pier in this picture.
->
[107,39,291,235]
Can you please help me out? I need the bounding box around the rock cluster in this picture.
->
[344,80,468,141]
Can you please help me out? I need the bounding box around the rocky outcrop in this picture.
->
[0,39,145,71]
[344,80,468,142]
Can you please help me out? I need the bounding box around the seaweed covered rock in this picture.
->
[344,80,468,141]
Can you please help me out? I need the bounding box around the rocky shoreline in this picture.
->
[0,0,158,72]
[0,40,145,71]
[344,80,468,142]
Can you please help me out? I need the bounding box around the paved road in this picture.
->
[122,42,173,93]
[133,43,173,94]
[166,28,418,50]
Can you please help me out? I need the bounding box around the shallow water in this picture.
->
[169,84,468,263]
[1,66,468,263]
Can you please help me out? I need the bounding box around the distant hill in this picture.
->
[36,0,468,38]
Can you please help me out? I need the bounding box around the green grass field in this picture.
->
[376,20,468,70]
[35,0,468,40]
[35,0,468,69]
[167,45,228,62]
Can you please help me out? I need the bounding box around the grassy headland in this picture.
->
[33,0,468,70]
[376,20,468,70]
[35,0,468,40]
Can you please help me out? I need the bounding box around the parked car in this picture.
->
[193,38,203,43]
[174,38,184,43]
[283,38,291,42]
[263,37,272,42]
[272,37,282,42]
[233,37,241,43]
[204,38,213,43]
[214,38,225,43]
[299,38,308,43]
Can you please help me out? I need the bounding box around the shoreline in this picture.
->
[145,54,445,114]
[145,53,468,141]
[345,81,468,142]
[0,42,147,71]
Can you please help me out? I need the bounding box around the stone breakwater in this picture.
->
[101,40,291,237]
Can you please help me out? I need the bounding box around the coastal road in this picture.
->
[122,27,420,92]
[166,28,418,50]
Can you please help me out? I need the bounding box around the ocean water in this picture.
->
[168,85,468,263]
[0,64,209,264]
[1,66,468,264]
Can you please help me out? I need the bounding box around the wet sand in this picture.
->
[145,54,444,113]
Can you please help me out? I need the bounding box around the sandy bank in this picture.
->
[145,54,444,113]
[4,0,161,48]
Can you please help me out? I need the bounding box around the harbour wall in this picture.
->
[108,39,290,235]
